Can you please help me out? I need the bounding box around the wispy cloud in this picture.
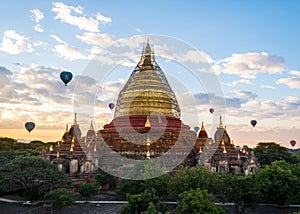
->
[227,79,252,87]
[96,12,112,24]
[260,85,275,89]
[0,30,33,54]
[52,2,111,32]
[76,32,115,46]
[50,34,86,60]
[277,77,300,89]
[30,9,44,32]
[212,52,285,79]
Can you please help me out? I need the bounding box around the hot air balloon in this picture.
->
[209,108,214,114]
[194,126,200,132]
[25,122,35,133]
[108,103,115,110]
[60,71,73,86]
[290,140,296,147]
[250,120,257,127]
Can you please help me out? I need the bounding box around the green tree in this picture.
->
[121,190,166,214]
[0,156,71,200]
[289,162,300,204]
[223,174,261,213]
[78,182,99,199]
[177,188,224,214]
[44,188,75,210]
[95,169,116,186]
[254,142,297,166]
[254,160,295,205]
[168,166,219,196]
[116,179,145,197]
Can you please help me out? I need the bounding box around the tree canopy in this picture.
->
[0,156,71,200]
[254,142,297,166]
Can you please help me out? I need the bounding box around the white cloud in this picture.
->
[227,79,252,87]
[34,24,44,32]
[234,91,257,100]
[96,12,112,24]
[212,52,285,78]
[136,28,141,33]
[30,9,44,32]
[50,34,66,44]
[284,96,300,102]
[0,30,33,54]
[52,44,86,60]
[33,40,47,47]
[30,9,44,22]
[277,77,300,89]
[289,70,300,77]
[52,2,111,32]
[76,32,114,46]
[260,85,275,89]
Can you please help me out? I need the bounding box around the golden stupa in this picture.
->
[114,40,180,119]
[99,40,197,166]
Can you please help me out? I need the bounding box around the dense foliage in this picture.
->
[177,188,224,214]
[254,142,297,166]
[0,156,71,200]
[45,188,76,210]
[78,182,99,199]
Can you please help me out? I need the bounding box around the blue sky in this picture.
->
[0,1,299,147]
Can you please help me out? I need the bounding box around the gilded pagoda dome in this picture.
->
[114,40,181,119]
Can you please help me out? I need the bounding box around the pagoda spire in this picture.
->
[145,38,151,54]
[65,124,68,132]
[89,120,94,130]
[145,116,151,128]
[201,121,206,131]
[73,113,78,125]
[219,115,223,128]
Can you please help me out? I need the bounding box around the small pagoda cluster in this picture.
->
[195,116,258,174]
[42,113,99,184]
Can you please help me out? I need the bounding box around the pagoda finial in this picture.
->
[219,115,223,128]
[146,133,151,146]
[201,122,205,131]
[65,124,68,132]
[145,38,151,55]
[89,120,94,130]
[73,113,78,125]
[145,115,151,128]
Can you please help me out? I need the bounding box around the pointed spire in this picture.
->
[145,38,151,55]
[219,115,223,128]
[146,149,150,159]
[223,146,227,154]
[73,113,77,125]
[146,133,151,146]
[201,122,206,131]
[199,147,203,153]
[70,144,74,152]
[89,120,94,130]
[224,125,227,131]
[65,124,68,132]
[145,116,151,128]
